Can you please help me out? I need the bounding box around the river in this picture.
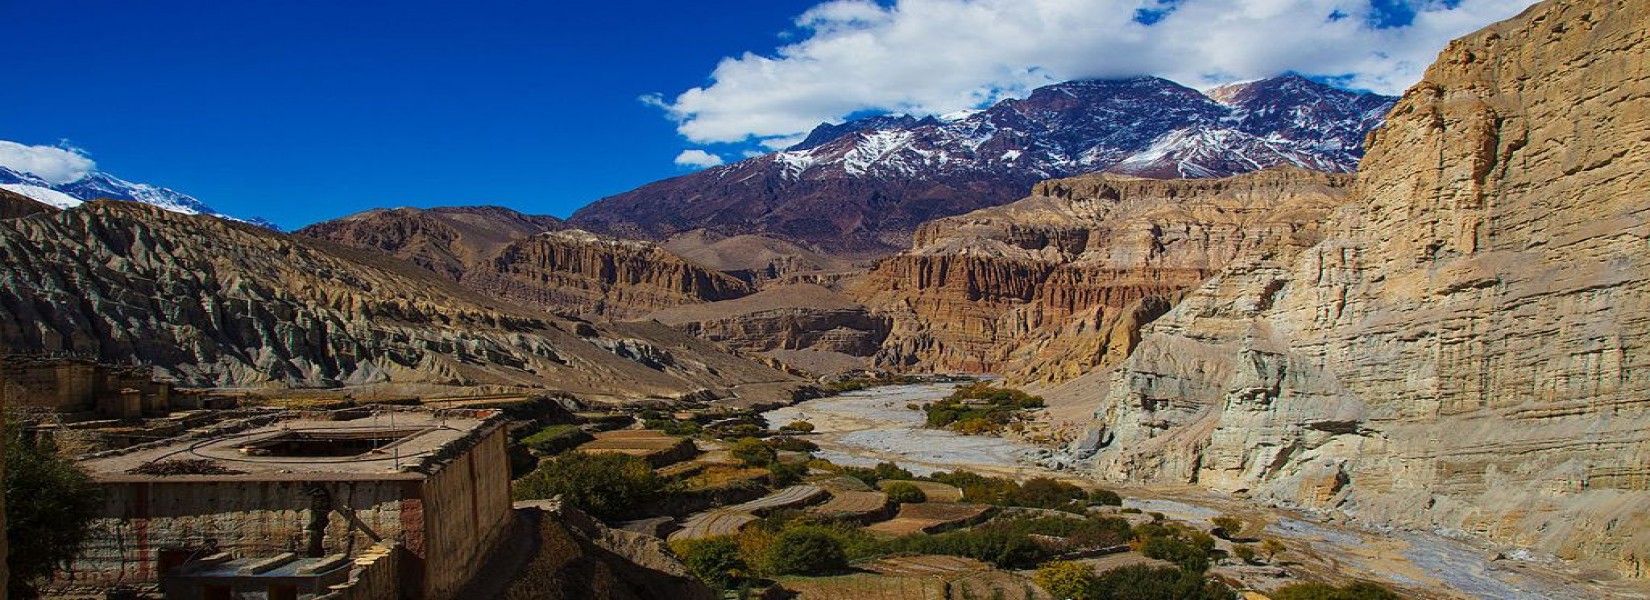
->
[763,383,1650,600]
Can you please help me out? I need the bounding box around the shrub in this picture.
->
[779,420,815,433]
[1033,561,1096,600]
[1231,544,1257,564]
[1011,477,1087,508]
[768,461,808,487]
[766,436,819,452]
[731,437,777,467]
[672,536,746,590]
[6,416,102,599]
[840,461,914,485]
[766,527,848,575]
[1271,581,1401,600]
[520,424,592,455]
[1211,516,1245,539]
[1088,489,1123,507]
[1260,538,1287,563]
[512,452,662,520]
[1087,564,1236,600]
[1140,535,1212,573]
[884,482,927,504]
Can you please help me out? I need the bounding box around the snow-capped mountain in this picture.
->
[0,162,275,229]
[571,75,1395,255]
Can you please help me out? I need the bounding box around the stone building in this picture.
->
[54,408,513,600]
[0,356,174,419]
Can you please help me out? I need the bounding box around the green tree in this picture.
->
[779,420,815,433]
[730,437,776,467]
[671,536,746,590]
[1260,538,1287,563]
[766,527,847,575]
[1087,564,1236,600]
[1231,544,1257,565]
[883,481,927,504]
[512,452,662,519]
[1033,561,1096,600]
[1271,581,1401,600]
[6,416,102,599]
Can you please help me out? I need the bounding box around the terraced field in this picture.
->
[808,490,890,521]
[877,480,964,502]
[728,485,826,514]
[866,503,994,536]
[778,574,947,600]
[667,510,758,542]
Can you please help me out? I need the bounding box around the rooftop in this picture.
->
[80,409,501,482]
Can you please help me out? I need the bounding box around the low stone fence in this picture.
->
[316,542,402,600]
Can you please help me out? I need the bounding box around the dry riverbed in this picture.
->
[765,384,1650,600]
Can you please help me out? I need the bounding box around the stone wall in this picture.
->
[317,542,403,600]
[0,357,171,418]
[416,423,513,600]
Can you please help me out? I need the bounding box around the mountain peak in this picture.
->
[0,147,276,229]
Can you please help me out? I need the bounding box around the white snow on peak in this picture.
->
[940,109,983,122]
[0,184,82,209]
[772,151,817,181]
[840,130,914,176]
[999,149,1023,162]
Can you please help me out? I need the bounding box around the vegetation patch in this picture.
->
[920,383,1045,434]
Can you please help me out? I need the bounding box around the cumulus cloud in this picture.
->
[653,0,1537,145]
[0,140,96,184]
[673,149,727,169]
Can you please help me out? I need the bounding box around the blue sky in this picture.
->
[4,0,1531,229]
[3,1,817,228]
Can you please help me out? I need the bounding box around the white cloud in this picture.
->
[0,140,96,185]
[674,149,727,169]
[655,0,1537,145]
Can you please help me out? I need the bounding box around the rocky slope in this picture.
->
[571,76,1393,255]
[463,230,754,320]
[851,168,1351,383]
[297,205,564,280]
[1064,0,1650,577]
[0,201,801,402]
[650,283,891,360]
[302,208,754,319]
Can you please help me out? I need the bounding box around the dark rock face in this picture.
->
[0,188,56,220]
[0,201,797,398]
[571,76,1394,256]
[297,205,564,280]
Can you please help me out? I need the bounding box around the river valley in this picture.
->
[764,384,1650,600]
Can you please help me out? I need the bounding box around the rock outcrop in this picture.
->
[0,201,800,402]
[464,230,754,320]
[1068,0,1650,577]
[650,283,892,365]
[302,209,752,319]
[852,168,1351,383]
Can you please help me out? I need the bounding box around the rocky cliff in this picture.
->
[0,201,800,402]
[463,230,754,320]
[302,209,755,319]
[852,168,1350,383]
[1066,0,1650,577]
[650,283,891,359]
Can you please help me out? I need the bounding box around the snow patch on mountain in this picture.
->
[0,146,276,229]
[0,184,82,209]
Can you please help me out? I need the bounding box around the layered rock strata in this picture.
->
[1068,0,1650,577]
[649,284,892,369]
[0,201,799,401]
[852,168,1351,383]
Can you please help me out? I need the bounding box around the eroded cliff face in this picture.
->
[852,168,1350,383]
[0,202,800,401]
[463,230,754,320]
[1071,0,1650,576]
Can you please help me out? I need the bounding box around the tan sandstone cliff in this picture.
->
[1062,0,1650,577]
[852,168,1351,383]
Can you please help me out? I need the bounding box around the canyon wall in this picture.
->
[1067,0,1650,576]
[853,168,1350,383]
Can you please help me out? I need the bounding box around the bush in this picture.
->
[1231,544,1257,565]
[7,417,102,599]
[766,436,819,452]
[1260,538,1287,563]
[840,461,914,485]
[643,419,703,436]
[884,482,927,504]
[768,461,808,487]
[1272,582,1401,600]
[512,452,662,519]
[1211,515,1245,539]
[779,420,815,433]
[1087,564,1236,600]
[1012,477,1087,508]
[1034,561,1097,600]
[731,437,777,467]
[767,527,848,575]
[1135,525,1216,573]
[672,536,746,590]
[520,424,592,455]
[1088,488,1123,506]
